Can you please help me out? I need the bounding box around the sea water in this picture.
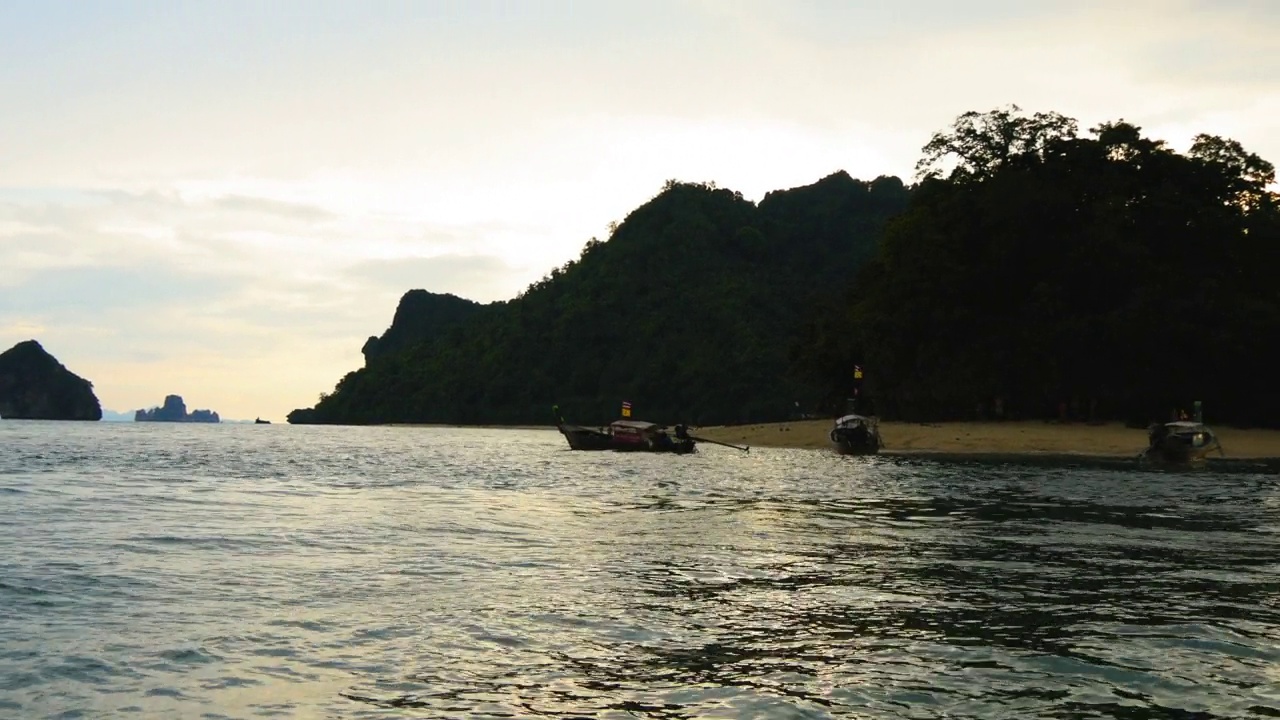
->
[1,421,1278,719]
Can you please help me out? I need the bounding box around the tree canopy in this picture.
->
[289,173,910,426]
[797,107,1280,427]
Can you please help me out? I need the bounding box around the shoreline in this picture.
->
[692,419,1280,460]
[384,423,556,431]
[380,418,1280,467]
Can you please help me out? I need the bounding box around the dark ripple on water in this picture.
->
[1,421,1279,719]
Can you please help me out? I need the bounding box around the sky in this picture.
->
[2,0,1278,422]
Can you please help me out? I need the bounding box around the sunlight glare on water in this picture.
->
[1,421,1278,719]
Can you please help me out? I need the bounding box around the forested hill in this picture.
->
[359,290,486,365]
[289,172,911,426]
[794,107,1280,427]
[0,340,102,421]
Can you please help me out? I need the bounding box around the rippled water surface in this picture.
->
[2,421,1279,719]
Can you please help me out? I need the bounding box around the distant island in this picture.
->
[135,395,220,423]
[0,340,102,421]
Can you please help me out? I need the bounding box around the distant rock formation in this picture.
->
[0,340,102,421]
[286,407,318,424]
[135,395,220,423]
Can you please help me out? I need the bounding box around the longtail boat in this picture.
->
[552,404,748,454]
[556,418,697,454]
[1140,420,1223,467]
[830,413,882,455]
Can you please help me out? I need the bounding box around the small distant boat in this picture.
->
[552,404,747,454]
[1141,420,1223,467]
[255,417,271,424]
[830,413,882,455]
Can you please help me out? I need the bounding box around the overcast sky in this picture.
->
[2,0,1277,422]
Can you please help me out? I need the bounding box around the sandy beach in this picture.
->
[387,418,1280,461]
[693,419,1280,459]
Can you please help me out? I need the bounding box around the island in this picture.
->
[135,395,220,423]
[290,105,1277,437]
[0,340,102,421]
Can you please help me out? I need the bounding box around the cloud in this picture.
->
[207,194,336,223]
[0,181,546,420]
[3,0,1279,420]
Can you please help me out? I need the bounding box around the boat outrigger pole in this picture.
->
[671,422,748,452]
[691,435,749,452]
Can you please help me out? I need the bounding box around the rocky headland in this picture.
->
[0,340,102,421]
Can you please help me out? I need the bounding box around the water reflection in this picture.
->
[525,462,1280,718]
[3,424,1279,719]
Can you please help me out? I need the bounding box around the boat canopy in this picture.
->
[1164,421,1212,432]
[834,414,877,429]
[610,420,659,432]
[1149,419,1221,454]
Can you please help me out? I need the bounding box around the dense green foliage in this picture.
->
[360,290,485,364]
[796,106,1280,426]
[293,105,1279,429]
[0,340,102,421]
[289,173,910,426]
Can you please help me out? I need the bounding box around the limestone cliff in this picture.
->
[0,340,102,421]
[135,394,220,423]
[360,290,485,365]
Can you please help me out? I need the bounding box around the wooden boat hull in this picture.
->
[1141,441,1217,467]
[830,414,882,455]
[831,429,880,455]
[611,437,697,454]
[558,424,613,451]
[1140,422,1222,468]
